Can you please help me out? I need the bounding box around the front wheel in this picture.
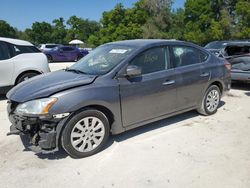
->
[197,85,221,116]
[61,109,110,158]
[75,55,83,62]
[46,55,53,63]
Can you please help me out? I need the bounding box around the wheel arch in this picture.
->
[55,104,116,151]
[209,80,224,94]
[15,70,42,85]
[79,105,115,126]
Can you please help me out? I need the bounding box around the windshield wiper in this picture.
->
[65,68,87,74]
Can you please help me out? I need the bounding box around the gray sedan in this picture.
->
[7,39,231,158]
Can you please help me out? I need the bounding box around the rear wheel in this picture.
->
[47,55,53,63]
[197,85,221,116]
[16,72,39,85]
[75,55,83,62]
[61,109,110,158]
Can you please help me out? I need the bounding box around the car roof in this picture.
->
[225,42,250,46]
[0,37,33,46]
[106,39,186,47]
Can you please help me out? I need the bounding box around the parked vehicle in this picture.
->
[205,40,250,57]
[44,46,89,63]
[207,41,250,82]
[0,37,50,94]
[38,44,59,52]
[7,39,231,158]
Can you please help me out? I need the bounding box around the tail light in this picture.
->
[224,60,231,70]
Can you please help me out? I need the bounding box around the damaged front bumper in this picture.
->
[7,102,69,154]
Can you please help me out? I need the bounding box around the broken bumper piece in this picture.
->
[7,113,65,154]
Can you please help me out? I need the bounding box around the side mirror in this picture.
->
[126,65,142,77]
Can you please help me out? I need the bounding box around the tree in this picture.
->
[25,22,53,44]
[209,8,233,40]
[88,3,148,46]
[139,0,173,39]
[167,8,185,40]
[0,20,17,38]
[66,16,100,43]
[234,0,250,38]
[52,17,67,44]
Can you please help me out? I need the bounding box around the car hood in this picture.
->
[7,70,97,103]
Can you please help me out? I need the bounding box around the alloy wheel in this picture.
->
[70,117,105,153]
[206,89,220,112]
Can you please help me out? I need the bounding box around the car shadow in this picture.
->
[20,135,69,160]
[111,100,225,143]
[21,101,226,160]
[0,94,7,101]
[112,110,198,143]
[231,82,249,91]
[245,92,250,96]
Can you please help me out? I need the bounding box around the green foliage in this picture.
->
[88,3,148,46]
[0,20,17,38]
[234,0,250,38]
[66,16,100,43]
[52,17,67,44]
[24,22,54,44]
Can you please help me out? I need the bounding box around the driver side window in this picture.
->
[130,47,167,75]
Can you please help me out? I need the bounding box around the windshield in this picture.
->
[69,44,135,75]
[205,42,227,49]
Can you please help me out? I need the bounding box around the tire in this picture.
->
[197,85,221,116]
[61,109,110,158]
[16,72,39,85]
[76,55,83,62]
[47,55,53,63]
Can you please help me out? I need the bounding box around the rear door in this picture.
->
[119,46,177,127]
[0,41,14,87]
[170,45,210,110]
[63,47,76,61]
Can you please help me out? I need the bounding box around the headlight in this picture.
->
[16,98,57,116]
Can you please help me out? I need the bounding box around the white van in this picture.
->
[0,37,50,94]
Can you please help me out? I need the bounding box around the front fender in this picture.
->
[50,79,124,134]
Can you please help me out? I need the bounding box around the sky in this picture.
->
[0,0,185,31]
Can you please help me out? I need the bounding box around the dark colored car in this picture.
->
[44,46,89,62]
[207,42,250,82]
[7,39,231,158]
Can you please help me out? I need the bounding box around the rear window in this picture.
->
[8,43,41,57]
[225,46,250,56]
[13,45,41,55]
[172,46,209,67]
[205,42,227,49]
[45,45,58,49]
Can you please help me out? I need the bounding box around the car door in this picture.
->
[118,46,177,127]
[63,47,75,61]
[56,47,70,61]
[0,41,14,87]
[170,45,210,110]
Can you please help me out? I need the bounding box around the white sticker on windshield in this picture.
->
[109,49,128,54]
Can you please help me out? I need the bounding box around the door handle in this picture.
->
[162,80,175,86]
[200,72,210,77]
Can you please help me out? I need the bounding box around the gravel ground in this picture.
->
[0,84,250,188]
[49,62,75,72]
